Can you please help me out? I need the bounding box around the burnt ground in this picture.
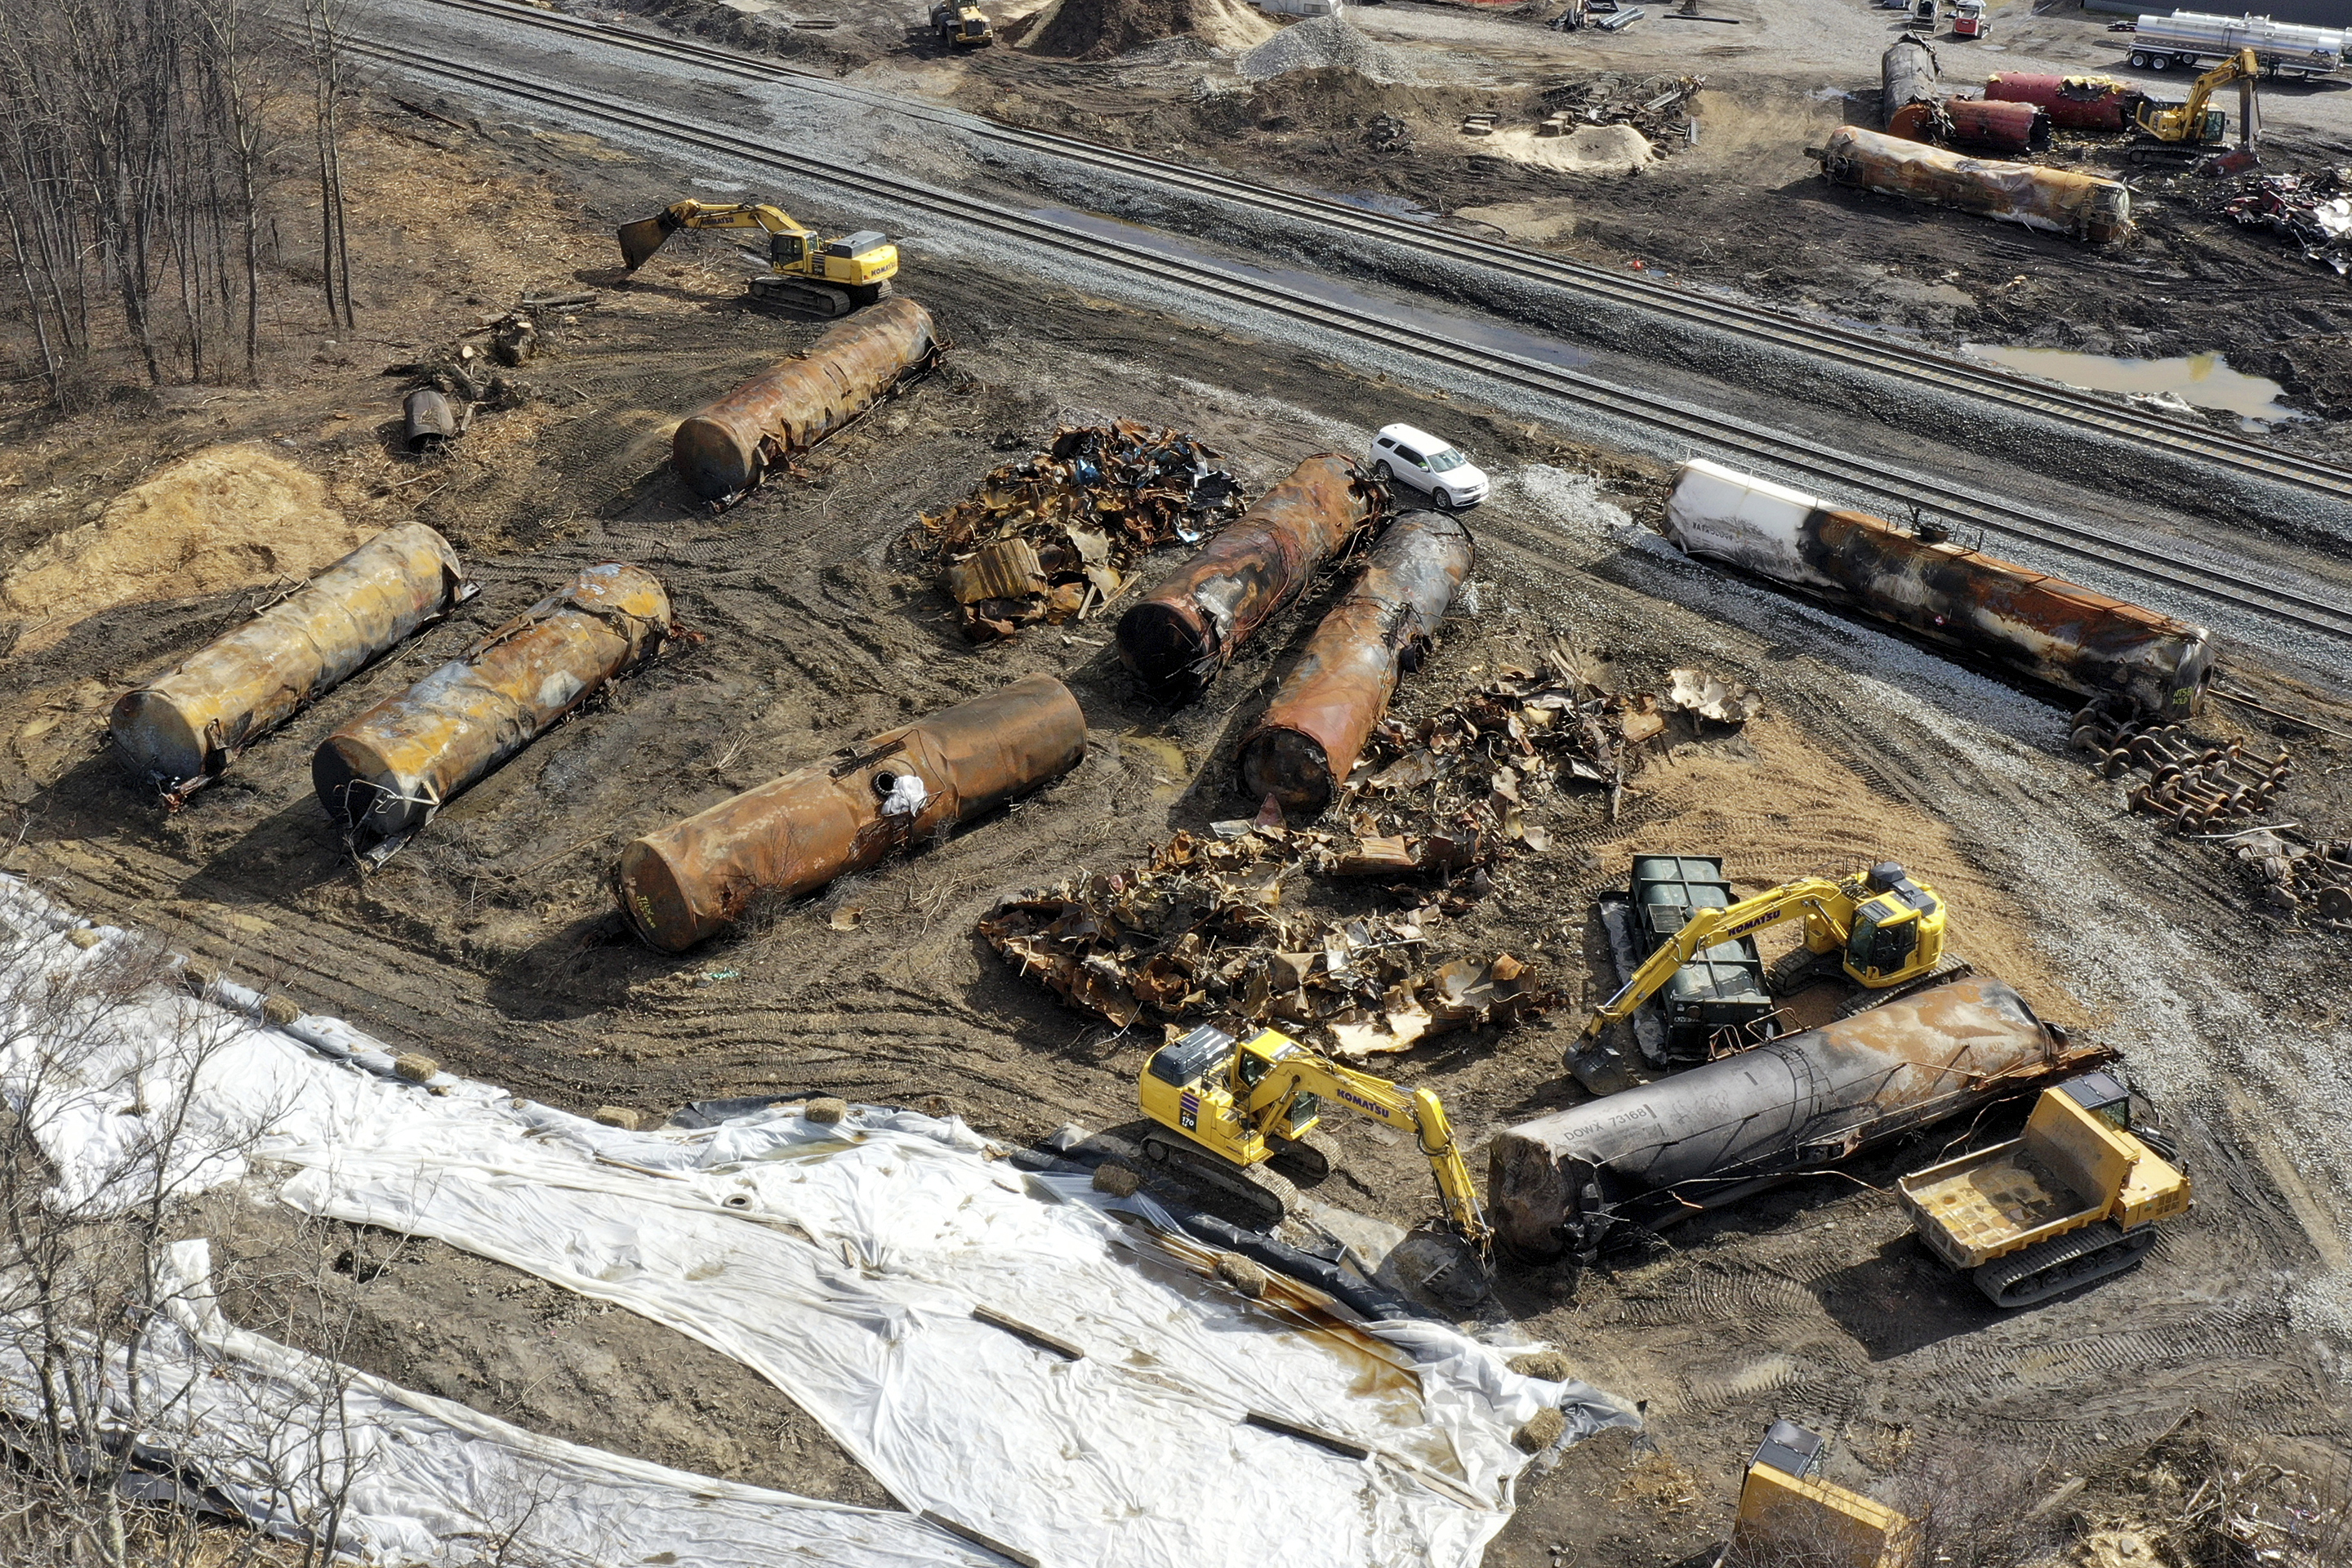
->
[5,38,2352,1568]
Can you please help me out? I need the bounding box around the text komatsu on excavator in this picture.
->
[616,200,898,317]
[1137,1024,1490,1253]
[1580,861,1961,1043]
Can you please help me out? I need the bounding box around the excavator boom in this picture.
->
[617,200,810,271]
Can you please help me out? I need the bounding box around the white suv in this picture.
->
[1369,423,1490,510]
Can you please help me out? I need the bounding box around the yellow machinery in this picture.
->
[1898,1071,2191,1307]
[1730,1422,1918,1568]
[1137,1024,1490,1251]
[616,200,899,317]
[2135,47,2258,147]
[1580,861,1959,1044]
[931,1,994,47]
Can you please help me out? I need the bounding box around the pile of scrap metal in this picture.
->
[1486,978,2107,1262]
[1346,639,1761,853]
[2215,167,2352,274]
[2070,704,2291,832]
[979,824,1551,1055]
[1533,72,1702,144]
[2238,831,2352,926]
[911,422,1246,642]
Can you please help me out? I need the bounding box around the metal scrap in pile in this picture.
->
[2071,706,2292,831]
[911,422,1246,642]
[980,824,1551,1058]
[1531,72,1704,144]
[2216,167,2352,275]
[1348,641,1759,853]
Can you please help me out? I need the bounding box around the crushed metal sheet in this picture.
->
[2215,167,2352,275]
[908,422,1247,643]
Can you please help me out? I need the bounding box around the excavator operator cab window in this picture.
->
[1846,907,1917,976]
[770,233,806,265]
[1236,1050,1271,1091]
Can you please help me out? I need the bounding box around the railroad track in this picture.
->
[414,0,2352,512]
[347,28,2352,644]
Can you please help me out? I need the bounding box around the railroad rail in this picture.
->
[414,0,2352,510]
[348,28,2352,645]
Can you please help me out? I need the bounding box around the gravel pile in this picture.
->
[1239,15,1409,82]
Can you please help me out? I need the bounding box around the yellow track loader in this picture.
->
[1136,1024,1490,1253]
[1581,860,1962,1045]
[616,200,898,317]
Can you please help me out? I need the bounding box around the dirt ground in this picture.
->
[5,15,2352,1564]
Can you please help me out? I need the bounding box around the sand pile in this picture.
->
[1,443,372,654]
[1482,123,1655,176]
[1238,14,1409,82]
[1021,0,1275,60]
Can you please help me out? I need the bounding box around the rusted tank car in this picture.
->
[314,563,671,848]
[1664,459,2214,719]
[616,674,1086,951]
[1236,510,1473,814]
[1488,978,2102,1262]
[1983,73,2142,132]
[1813,125,2132,243]
[1116,453,1383,700]
[1882,33,1941,119]
[672,296,940,502]
[109,523,470,803]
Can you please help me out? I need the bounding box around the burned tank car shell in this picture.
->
[1487,978,2099,1262]
[1663,460,2214,719]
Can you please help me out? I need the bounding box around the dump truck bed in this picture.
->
[1896,1138,2103,1272]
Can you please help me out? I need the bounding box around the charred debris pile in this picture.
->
[906,421,1246,641]
[982,640,1765,1057]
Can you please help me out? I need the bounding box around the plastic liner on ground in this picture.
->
[671,296,941,502]
[314,562,671,849]
[617,674,1086,951]
[109,523,470,804]
[1116,452,1384,700]
[1813,125,2131,243]
[1238,510,1474,815]
[1488,978,2105,1262]
[1983,72,2142,131]
[1661,458,2215,719]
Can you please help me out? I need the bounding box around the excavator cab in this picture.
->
[1842,862,1944,982]
[770,232,807,266]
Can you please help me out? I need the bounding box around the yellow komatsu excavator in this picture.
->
[2135,47,2259,148]
[1137,1024,1490,1254]
[1580,860,1962,1044]
[616,200,899,318]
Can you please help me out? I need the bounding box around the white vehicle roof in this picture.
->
[1374,422,1456,453]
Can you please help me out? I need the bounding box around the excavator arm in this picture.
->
[1581,877,1851,1040]
[617,200,813,271]
[2134,47,2256,145]
[1246,1050,1490,1252]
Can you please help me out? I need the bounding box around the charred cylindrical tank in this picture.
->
[671,297,939,502]
[314,563,671,845]
[1813,125,2131,243]
[1882,32,1941,119]
[1488,978,2101,1262]
[1983,73,2142,132]
[1943,98,2051,154]
[109,523,470,802]
[1662,459,2214,719]
[1236,510,1473,815]
[404,389,457,453]
[1116,453,1383,700]
[616,674,1088,951]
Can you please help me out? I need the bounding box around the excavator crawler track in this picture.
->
[1834,953,1972,1019]
[1269,1128,1343,1184]
[1971,1219,2158,1308]
[1139,1129,1298,1230]
[747,276,856,318]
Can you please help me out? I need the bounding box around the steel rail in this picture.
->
[348,35,2352,644]
[415,0,2352,508]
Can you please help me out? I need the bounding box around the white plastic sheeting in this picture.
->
[0,1241,989,1568]
[0,876,1638,1567]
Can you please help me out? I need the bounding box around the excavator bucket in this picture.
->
[616,216,672,271]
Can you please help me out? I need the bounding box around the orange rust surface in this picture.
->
[671,296,938,501]
[616,674,1087,951]
[1115,453,1382,698]
[1237,510,1474,814]
[109,523,467,793]
[1819,125,2131,243]
[314,562,670,842]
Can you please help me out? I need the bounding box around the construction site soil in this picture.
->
[5,22,2352,1566]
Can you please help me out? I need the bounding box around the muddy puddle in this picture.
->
[1959,343,2300,427]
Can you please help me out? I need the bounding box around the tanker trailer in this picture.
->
[1660,459,2215,720]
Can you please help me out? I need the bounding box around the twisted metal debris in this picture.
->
[910,422,1245,642]
[2216,168,2352,275]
